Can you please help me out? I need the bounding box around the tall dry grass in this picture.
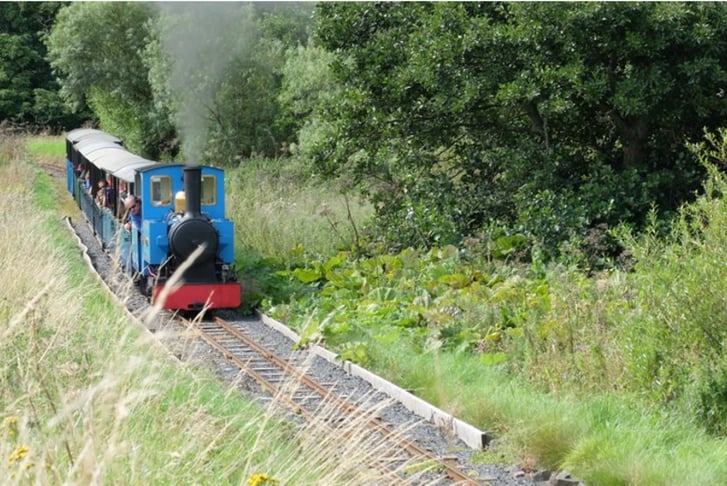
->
[226,157,372,266]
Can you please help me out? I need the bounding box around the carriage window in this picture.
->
[150,175,172,206]
[201,175,216,205]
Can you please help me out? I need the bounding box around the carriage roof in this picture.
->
[73,133,157,183]
[66,128,122,145]
[69,130,218,183]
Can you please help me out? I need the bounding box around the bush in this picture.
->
[697,362,727,436]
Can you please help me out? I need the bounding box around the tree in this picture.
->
[46,2,175,158]
[0,2,83,130]
[277,42,340,159]
[313,3,727,255]
[499,3,727,218]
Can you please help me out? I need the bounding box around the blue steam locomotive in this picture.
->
[65,128,241,311]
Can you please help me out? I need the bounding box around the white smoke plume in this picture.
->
[155,3,257,163]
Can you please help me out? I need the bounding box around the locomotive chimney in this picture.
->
[183,166,202,217]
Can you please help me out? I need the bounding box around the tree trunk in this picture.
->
[609,112,649,171]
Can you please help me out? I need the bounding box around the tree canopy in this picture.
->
[45,2,313,161]
[7,2,727,260]
[0,2,82,130]
[313,2,727,255]
[45,2,176,158]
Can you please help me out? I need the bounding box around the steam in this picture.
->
[156,3,257,163]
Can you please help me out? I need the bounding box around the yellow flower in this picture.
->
[248,473,279,486]
[2,416,18,436]
[8,445,29,468]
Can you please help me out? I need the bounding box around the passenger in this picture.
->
[104,178,115,209]
[124,195,142,231]
[95,180,108,207]
[117,181,128,218]
[83,171,92,193]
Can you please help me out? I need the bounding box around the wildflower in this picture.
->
[2,416,18,437]
[8,445,29,467]
[248,473,280,486]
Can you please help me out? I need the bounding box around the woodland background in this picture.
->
[6,2,727,260]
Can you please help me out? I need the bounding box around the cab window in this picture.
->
[201,175,216,205]
[150,175,172,206]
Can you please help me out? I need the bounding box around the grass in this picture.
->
[25,135,65,159]
[238,135,727,484]
[227,157,373,267]
[279,250,727,485]
[1,135,430,485]
[366,344,727,484]
[225,156,373,311]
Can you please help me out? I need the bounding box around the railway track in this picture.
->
[38,160,65,178]
[178,315,486,485]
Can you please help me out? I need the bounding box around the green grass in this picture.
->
[253,132,727,484]
[26,129,727,484]
[226,156,373,311]
[365,344,727,484]
[25,135,65,159]
[269,242,727,484]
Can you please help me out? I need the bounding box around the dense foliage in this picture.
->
[43,2,314,161]
[313,2,727,256]
[153,3,314,162]
[3,2,722,255]
[45,2,176,158]
[0,2,84,130]
[11,3,727,478]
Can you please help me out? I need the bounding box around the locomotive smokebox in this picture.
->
[169,165,219,282]
[183,166,202,217]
